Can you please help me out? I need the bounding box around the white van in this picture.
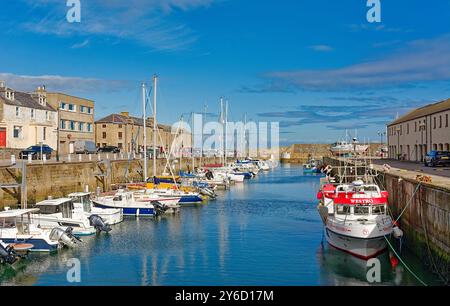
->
[74,140,97,154]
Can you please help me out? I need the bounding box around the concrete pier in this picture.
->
[323,157,449,283]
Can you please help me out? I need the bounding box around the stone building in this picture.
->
[0,82,58,150]
[387,98,450,161]
[46,92,95,155]
[95,112,191,154]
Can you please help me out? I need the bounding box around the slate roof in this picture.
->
[388,98,450,126]
[0,89,56,112]
[96,113,172,131]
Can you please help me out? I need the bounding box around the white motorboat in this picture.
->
[68,192,123,225]
[317,181,394,260]
[93,189,180,217]
[330,138,369,156]
[33,198,97,236]
[0,208,79,252]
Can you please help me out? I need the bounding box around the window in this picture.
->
[60,102,66,110]
[415,121,417,132]
[336,205,351,215]
[434,117,436,129]
[407,123,409,134]
[354,206,369,215]
[102,143,107,147]
[43,127,46,141]
[31,109,35,119]
[102,132,107,139]
[15,107,20,117]
[439,116,442,128]
[118,124,123,129]
[80,106,85,113]
[68,104,75,112]
[372,205,386,215]
[79,122,84,132]
[60,120,66,129]
[88,107,92,114]
[87,123,92,132]
[118,132,123,139]
[118,143,123,149]
[102,124,107,128]
[45,111,49,121]
[13,126,22,139]
[446,114,449,128]
[70,121,75,130]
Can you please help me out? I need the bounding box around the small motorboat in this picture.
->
[0,208,80,252]
[68,192,123,225]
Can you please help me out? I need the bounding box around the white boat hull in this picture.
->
[325,228,388,260]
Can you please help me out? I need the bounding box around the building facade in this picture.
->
[46,92,95,155]
[387,99,450,161]
[0,82,58,150]
[95,112,191,154]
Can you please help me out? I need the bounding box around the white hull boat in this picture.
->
[68,192,123,225]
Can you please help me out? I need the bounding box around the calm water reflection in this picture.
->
[0,164,440,285]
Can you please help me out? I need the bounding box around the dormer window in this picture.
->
[5,91,14,101]
[39,95,46,106]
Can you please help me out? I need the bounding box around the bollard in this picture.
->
[11,155,16,165]
[89,154,92,161]
[68,154,71,163]
[98,154,101,161]
[114,154,117,160]
[43,154,47,163]
[85,185,89,193]
[106,154,109,160]
[28,154,32,164]
[120,153,124,160]
[79,154,82,162]
[133,152,136,159]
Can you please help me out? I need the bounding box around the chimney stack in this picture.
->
[121,111,129,117]
[0,81,5,89]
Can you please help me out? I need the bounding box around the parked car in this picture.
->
[74,140,97,154]
[424,151,450,167]
[97,146,120,153]
[19,145,53,160]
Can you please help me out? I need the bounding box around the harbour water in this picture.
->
[0,164,441,286]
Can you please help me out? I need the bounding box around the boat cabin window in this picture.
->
[113,195,123,201]
[372,205,386,215]
[354,206,370,215]
[39,201,74,219]
[16,215,31,235]
[336,205,351,215]
[39,205,61,214]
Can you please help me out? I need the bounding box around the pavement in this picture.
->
[372,159,450,178]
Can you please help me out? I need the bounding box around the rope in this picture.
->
[395,182,421,223]
[384,236,428,286]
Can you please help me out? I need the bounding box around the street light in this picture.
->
[377,131,386,159]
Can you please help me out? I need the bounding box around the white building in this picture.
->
[387,98,450,161]
[0,81,58,150]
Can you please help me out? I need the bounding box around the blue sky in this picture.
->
[1,0,450,145]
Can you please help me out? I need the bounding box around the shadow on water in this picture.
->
[0,164,443,286]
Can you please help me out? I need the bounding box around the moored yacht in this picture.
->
[68,192,123,225]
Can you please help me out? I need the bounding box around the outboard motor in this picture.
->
[200,187,217,199]
[88,215,112,234]
[50,227,81,248]
[0,243,19,265]
[205,171,214,180]
[152,201,169,217]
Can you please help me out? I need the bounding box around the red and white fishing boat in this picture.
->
[317,180,394,260]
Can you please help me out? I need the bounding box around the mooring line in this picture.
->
[384,236,428,286]
[395,182,422,223]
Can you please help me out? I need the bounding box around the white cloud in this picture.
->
[71,39,89,49]
[0,72,130,93]
[17,0,218,51]
[265,35,450,90]
[308,45,334,52]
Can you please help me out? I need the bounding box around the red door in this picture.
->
[0,128,7,148]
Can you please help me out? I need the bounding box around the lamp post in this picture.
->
[396,127,401,160]
[377,131,386,159]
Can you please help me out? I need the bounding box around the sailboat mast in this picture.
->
[220,97,224,165]
[224,100,228,166]
[153,75,158,178]
[191,111,195,172]
[142,83,148,181]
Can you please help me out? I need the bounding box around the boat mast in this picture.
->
[191,111,195,173]
[142,83,148,181]
[220,97,224,165]
[201,103,207,167]
[224,100,228,166]
[153,75,158,178]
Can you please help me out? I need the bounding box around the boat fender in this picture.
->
[393,226,404,239]
[389,251,399,268]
